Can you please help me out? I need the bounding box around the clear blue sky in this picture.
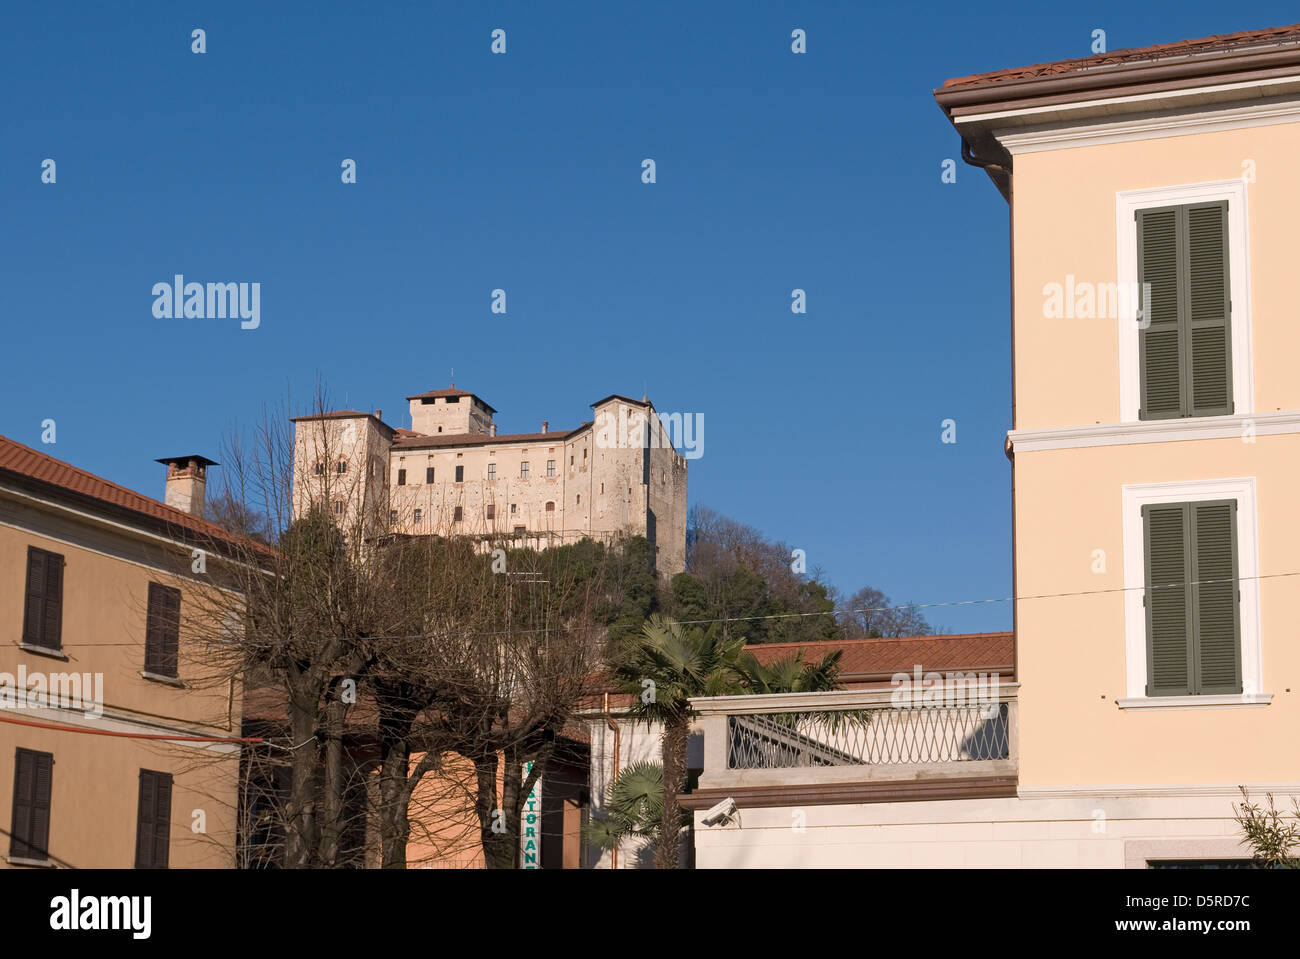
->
[3,1,1292,632]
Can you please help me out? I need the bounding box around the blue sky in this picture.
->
[3,1,1293,633]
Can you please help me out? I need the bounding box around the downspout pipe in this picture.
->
[603,692,620,870]
[961,137,1009,177]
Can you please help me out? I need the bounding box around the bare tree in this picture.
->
[186,388,616,869]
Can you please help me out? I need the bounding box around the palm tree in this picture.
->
[593,646,848,860]
[736,647,844,693]
[611,615,747,868]
[582,761,667,857]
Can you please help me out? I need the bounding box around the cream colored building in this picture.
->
[292,387,688,575]
[0,438,247,869]
[688,24,1300,867]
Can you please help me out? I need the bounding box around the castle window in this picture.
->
[389,510,397,524]
[520,462,530,479]
[413,509,422,524]
[576,494,581,505]
[513,526,525,537]
[545,501,555,512]
[314,461,324,476]
[486,504,496,520]
[453,506,463,522]
[333,501,345,516]
[336,460,347,474]
[397,469,407,486]
[510,504,517,515]
[488,463,496,481]
[426,467,434,484]
[546,460,556,478]
[438,427,443,433]
[455,465,464,483]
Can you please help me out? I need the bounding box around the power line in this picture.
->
[45,568,1300,648]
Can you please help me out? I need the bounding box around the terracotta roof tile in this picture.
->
[0,434,266,555]
[745,632,1014,678]
[392,427,584,450]
[942,22,1300,89]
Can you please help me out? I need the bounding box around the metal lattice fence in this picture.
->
[727,702,1009,769]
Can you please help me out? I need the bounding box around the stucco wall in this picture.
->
[0,500,241,868]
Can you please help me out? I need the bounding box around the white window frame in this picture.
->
[1115,179,1253,424]
[1119,477,1268,709]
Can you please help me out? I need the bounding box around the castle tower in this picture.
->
[406,386,496,436]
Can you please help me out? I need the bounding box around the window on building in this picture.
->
[397,469,407,486]
[390,510,398,524]
[314,461,324,476]
[336,460,347,474]
[9,748,53,863]
[22,547,64,653]
[545,501,555,512]
[488,463,496,481]
[413,509,423,524]
[437,427,443,433]
[520,462,530,479]
[455,465,464,483]
[546,460,556,477]
[426,467,434,484]
[576,494,581,505]
[1142,500,1242,696]
[333,501,345,516]
[145,582,181,679]
[1137,202,1233,420]
[510,503,517,514]
[453,506,463,522]
[486,504,495,520]
[600,483,604,494]
[513,525,526,537]
[570,455,574,466]
[135,769,172,869]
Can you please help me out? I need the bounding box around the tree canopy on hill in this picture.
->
[676,505,931,643]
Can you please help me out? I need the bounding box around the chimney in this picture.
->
[156,455,217,518]
[490,424,497,437]
[374,409,383,421]
[541,421,548,434]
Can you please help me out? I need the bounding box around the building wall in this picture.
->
[390,436,577,539]
[692,790,1285,868]
[1011,122,1300,430]
[1014,437,1300,788]
[0,500,242,868]
[1009,119,1300,790]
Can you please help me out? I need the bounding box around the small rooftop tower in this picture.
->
[156,455,217,517]
[406,385,496,436]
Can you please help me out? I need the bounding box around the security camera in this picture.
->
[701,797,737,827]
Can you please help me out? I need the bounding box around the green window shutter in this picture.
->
[1190,500,1242,694]
[1137,208,1182,419]
[1143,503,1193,696]
[1186,203,1233,416]
[1137,203,1232,419]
